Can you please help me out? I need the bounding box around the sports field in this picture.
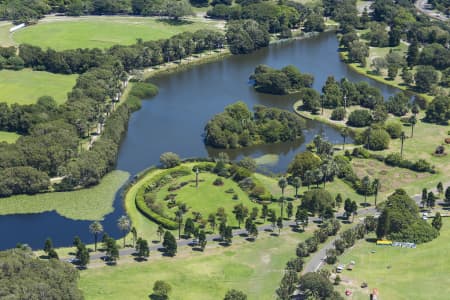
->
[334,222,450,299]
[13,16,216,50]
[0,69,77,105]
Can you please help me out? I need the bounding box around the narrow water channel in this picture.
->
[0,31,399,250]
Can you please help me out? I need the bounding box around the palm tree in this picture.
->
[89,221,103,252]
[292,177,302,198]
[409,115,417,138]
[117,215,131,248]
[400,131,406,158]
[373,179,380,207]
[340,127,350,150]
[278,177,288,219]
[131,227,137,247]
[361,176,371,205]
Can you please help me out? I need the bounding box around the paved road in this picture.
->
[415,0,449,22]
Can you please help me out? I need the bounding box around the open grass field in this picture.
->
[0,69,77,105]
[0,131,20,143]
[79,229,311,300]
[333,222,450,299]
[155,172,260,222]
[12,16,216,51]
[0,170,129,221]
[0,21,14,46]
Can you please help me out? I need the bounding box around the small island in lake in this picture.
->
[204,101,305,149]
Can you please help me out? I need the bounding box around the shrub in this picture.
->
[301,189,334,214]
[385,153,402,166]
[160,152,181,168]
[385,121,403,138]
[232,194,239,200]
[330,107,346,121]
[347,109,372,127]
[213,177,224,186]
[129,82,159,99]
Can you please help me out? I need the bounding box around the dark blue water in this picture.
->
[0,31,399,250]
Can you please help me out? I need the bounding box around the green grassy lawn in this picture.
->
[334,222,450,300]
[0,69,77,105]
[0,170,129,221]
[155,172,260,224]
[13,16,214,51]
[79,229,311,300]
[0,131,20,143]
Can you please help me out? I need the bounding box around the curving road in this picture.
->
[415,0,449,22]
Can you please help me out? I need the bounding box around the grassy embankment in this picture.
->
[332,221,450,300]
[12,16,221,51]
[0,170,129,221]
[0,69,77,105]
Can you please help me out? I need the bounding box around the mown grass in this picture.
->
[0,170,129,221]
[0,69,77,105]
[0,21,14,46]
[79,229,312,300]
[0,131,20,143]
[13,16,213,50]
[334,222,450,300]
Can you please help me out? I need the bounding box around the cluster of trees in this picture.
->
[204,101,305,149]
[0,247,83,299]
[277,219,342,299]
[377,189,439,243]
[250,64,313,95]
[0,0,197,23]
[225,20,270,54]
[208,0,302,35]
[0,46,25,70]
[0,28,227,196]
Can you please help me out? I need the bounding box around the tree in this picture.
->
[288,151,321,179]
[208,213,216,232]
[117,215,131,248]
[48,248,59,259]
[223,226,233,244]
[131,227,137,247]
[291,176,302,198]
[400,131,406,158]
[335,193,343,208]
[295,207,309,230]
[428,192,436,208]
[409,115,417,138]
[175,209,184,240]
[157,225,165,242]
[344,198,352,220]
[250,207,259,220]
[298,272,342,299]
[163,231,177,256]
[77,243,89,268]
[277,217,283,235]
[261,204,268,221]
[249,223,258,240]
[153,280,172,299]
[432,212,442,231]
[287,202,293,219]
[340,127,350,150]
[160,152,181,168]
[104,237,119,263]
[237,156,257,172]
[361,176,371,204]
[224,289,247,300]
[414,65,439,92]
[276,268,298,300]
[233,203,248,228]
[425,96,450,125]
[198,230,207,250]
[135,238,150,260]
[278,176,288,219]
[437,182,444,197]
[268,209,277,231]
[373,179,380,207]
[44,238,53,255]
[184,218,196,238]
[89,221,103,252]
[422,188,428,208]
[445,186,450,204]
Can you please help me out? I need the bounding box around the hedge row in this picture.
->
[135,166,192,229]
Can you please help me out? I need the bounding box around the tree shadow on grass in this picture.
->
[149,294,168,300]
[39,255,49,259]
[134,257,148,262]
[365,237,377,243]
[155,18,194,26]
[359,202,372,208]
[152,240,160,244]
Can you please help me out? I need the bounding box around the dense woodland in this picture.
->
[204,101,305,148]
[0,248,83,299]
[0,29,223,196]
